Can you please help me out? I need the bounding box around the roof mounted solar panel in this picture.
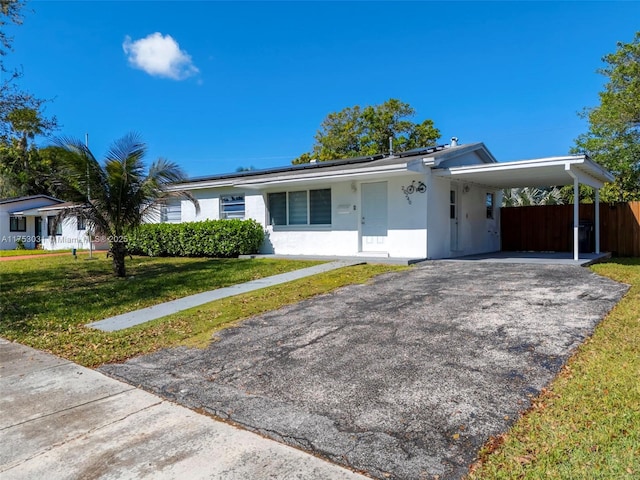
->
[397,144,448,158]
[184,154,387,184]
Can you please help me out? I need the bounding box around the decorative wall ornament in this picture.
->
[401,180,427,204]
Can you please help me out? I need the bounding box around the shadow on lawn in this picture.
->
[599,257,640,267]
[0,256,315,336]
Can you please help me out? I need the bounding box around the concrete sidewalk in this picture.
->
[0,338,366,480]
[88,260,362,332]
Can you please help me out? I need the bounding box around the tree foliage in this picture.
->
[292,99,440,164]
[573,31,640,201]
[48,133,197,277]
[502,187,564,207]
[0,1,58,197]
[0,106,60,197]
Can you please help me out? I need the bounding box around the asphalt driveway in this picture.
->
[100,262,628,480]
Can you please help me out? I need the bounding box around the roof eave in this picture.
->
[422,142,497,167]
[234,163,412,188]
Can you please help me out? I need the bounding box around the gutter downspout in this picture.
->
[566,165,579,261]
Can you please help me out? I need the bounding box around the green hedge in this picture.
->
[126,219,265,258]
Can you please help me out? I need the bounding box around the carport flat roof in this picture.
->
[433,155,614,189]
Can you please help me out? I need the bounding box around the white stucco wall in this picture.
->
[0,197,60,250]
[426,175,452,259]
[245,193,267,224]
[150,163,502,260]
[384,176,428,258]
[263,176,429,259]
[0,214,37,250]
[181,189,218,221]
[262,181,360,256]
[41,215,91,251]
[178,188,264,223]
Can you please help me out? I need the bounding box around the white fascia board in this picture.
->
[565,163,607,189]
[167,179,236,192]
[231,163,411,188]
[435,156,583,176]
[168,163,411,191]
[8,207,42,215]
[580,158,615,183]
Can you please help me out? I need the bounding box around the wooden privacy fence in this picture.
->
[501,202,640,257]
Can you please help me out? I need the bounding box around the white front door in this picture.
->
[361,181,388,252]
[450,186,459,251]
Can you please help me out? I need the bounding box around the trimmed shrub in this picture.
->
[126,219,264,258]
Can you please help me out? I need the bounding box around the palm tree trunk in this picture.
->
[111,241,127,277]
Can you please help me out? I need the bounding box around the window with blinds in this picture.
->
[160,201,182,223]
[268,189,331,226]
[220,194,245,219]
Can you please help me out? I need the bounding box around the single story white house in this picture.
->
[2,142,612,259]
[0,195,91,250]
[166,141,614,261]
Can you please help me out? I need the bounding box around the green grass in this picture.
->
[0,249,88,257]
[467,258,640,479]
[0,255,402,367]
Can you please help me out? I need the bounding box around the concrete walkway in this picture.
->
[0,338,366,480]
[88,260,362,332]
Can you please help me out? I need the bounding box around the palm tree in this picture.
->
[502,187,564,207]
[49,133,197,277]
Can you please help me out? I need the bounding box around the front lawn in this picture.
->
[468,258,640,479]
[0,255,401,367]
[0,249,87,257]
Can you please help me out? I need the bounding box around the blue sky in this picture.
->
[7,1,640,178]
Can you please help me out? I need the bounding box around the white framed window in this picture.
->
[220,194,245,219]
[161,201,182,223]
[77,215,86,230]
[268,189,331,226]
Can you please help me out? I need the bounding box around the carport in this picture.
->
[432,155,615,261]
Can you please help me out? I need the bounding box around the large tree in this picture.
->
[49,133,197,277]
[293,99,440,164]
[0,1,58,196]
[573,31,640,201]
[0,106,59,197]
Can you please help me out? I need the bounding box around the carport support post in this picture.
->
[573,176,579,261]
[595,188,600,254]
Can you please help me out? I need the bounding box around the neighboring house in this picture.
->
[0,195,91,250]
[166,142,614,261]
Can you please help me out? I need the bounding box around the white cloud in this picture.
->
[123,33,199,80]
